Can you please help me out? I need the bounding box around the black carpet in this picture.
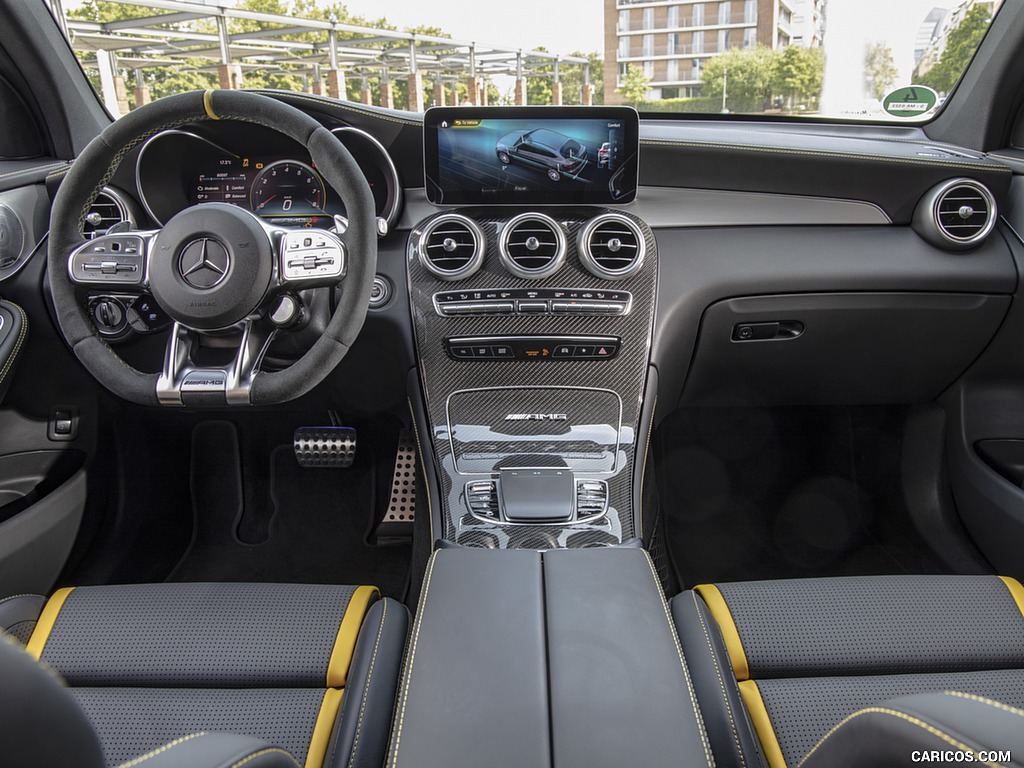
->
[169,420,410,599]
[656,406,952,587]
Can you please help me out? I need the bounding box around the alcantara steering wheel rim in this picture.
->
[47,89,377,407]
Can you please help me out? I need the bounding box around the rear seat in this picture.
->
[673,575,1024,767]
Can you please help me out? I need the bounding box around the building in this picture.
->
[604,0,819,102]
[790,0,826,48]
[913,0,1002,82]
[914,7,950,66]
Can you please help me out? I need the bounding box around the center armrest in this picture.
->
[388,547,712,768]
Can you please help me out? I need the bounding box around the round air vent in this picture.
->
[577,213,646,280]
[415,213,485,280]
[913,178,997,251]
[83,187,131,239]
[498,213,566,279]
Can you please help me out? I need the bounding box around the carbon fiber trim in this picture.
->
[407,207,657,548]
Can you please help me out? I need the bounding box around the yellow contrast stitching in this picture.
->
[690,591,746,767]
[117,733,207,767]
[231,748,299,768]
[642,551,714,767]
[388,550,439,768]
[637,395,656,538]
[0,303,28,387]
[796,708,1003,768]
[347,600,388,768]
[640,138,1012,173]
[0,162,68,181]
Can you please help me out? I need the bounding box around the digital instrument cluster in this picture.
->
[189,157,331,228]
[137,126,401,230]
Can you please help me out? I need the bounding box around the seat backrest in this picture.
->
[0,636,104,768]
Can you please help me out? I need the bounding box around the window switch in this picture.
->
[49,406,78,441]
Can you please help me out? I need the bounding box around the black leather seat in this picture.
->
[0,582,408,768]
[673,575,1024,768]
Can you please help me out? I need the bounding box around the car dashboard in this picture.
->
[4,89,1018,560]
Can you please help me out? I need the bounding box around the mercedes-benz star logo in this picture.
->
[178,238,230,289]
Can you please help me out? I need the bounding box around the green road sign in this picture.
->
[882,86,939,118]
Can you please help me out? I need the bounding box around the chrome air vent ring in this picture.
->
[416,213,486,281]
[577,212,645,280]
[498,212,566,280]
[913,178,997,251]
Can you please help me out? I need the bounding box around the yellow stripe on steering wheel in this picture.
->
[203,90,219,120]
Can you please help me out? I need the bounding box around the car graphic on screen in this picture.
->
[495,128,587,181]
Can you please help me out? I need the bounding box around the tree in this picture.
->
[701,47,776,108]
[616,64,650,106]
[864,42,898,101]
[561,51,604,105]
[773,45,824,107]
[917,5,992,94]
[526,47,553,105]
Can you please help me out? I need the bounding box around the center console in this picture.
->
[409,104,654,549]
[407,206,657,548]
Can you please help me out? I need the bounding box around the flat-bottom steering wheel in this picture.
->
[47,89,376,407]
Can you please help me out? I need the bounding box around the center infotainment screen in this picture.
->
[423,106,639,205]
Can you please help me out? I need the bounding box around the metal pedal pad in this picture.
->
[384,429,417,524]
[293,426,357,468]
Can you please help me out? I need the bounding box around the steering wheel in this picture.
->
[47,90,376,407]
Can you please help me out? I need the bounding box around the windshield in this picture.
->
[59,0,1000,122]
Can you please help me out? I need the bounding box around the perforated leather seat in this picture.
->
[0,582,408,768]
[674,575,1024,768]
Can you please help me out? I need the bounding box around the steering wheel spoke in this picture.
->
[68,230,158,288]
[156,318,278,407]
[276,228,347,288]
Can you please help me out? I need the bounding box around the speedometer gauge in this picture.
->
[250,160,326,218]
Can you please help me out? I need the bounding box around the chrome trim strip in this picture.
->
[444,384,624,477]
[136,130,239,227]
[330,126,403,231]
[398,186,893,229]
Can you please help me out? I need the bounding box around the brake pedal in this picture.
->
[293,426,357,468]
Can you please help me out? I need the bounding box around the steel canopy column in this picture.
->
[552,57,562,105]
[407,40,424,112]
[326,29,346,99]
[95,49,122,115]
[466,44,478,105]
[514,51,527,105]
[215,14,240,89]
[380,69,394,109]
[133,67,151,106]
[434,74,446,107]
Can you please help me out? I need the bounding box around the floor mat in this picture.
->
[169,420,410,599]
[656,406,952,587]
